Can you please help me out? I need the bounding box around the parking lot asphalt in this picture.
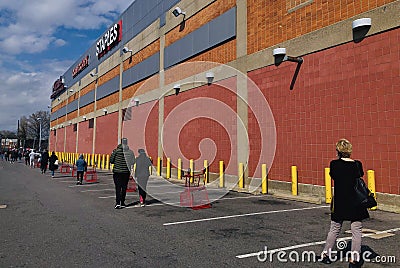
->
[1,160,399,267]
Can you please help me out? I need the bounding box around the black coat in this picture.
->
[330,159,369,222]
[49,154,58,171]
[41,151,49,166]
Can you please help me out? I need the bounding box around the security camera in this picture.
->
[172,7,185,17]
[133,98,140,107]
[90,72,98,77]
[122,47,132,54]
[69,89,74,93]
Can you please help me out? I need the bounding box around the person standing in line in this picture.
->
[24,150,30,165]
[110,138,135,209]
[48,152,58,177]
[75,154,87,185]
[29,150,36,168]
[40,149,49,174]
[321,139,369,268]
[135,149,152,207]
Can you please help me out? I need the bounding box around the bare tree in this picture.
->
[25,111,50,150]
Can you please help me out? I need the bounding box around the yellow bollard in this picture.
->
[204,160,208,184]
[177,158,182,179]
[367,170,377,210]
[219,161,224,188]
[325,168,332,204]
[97,154,101,168]
[190,159,194,183]
[166,158,171,179]
[101,155,105,169]
[85,154,89,165]
[157,157,161,176]
[262,164,268,194]
[106,155,110,170]
[291,165,298,196]
[238,163,244,188]
[91,154,95,167]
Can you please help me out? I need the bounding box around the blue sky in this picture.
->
[0,0,133,131]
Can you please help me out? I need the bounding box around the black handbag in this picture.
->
[354,162,377,208]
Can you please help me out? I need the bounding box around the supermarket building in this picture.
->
[49,0,400,209]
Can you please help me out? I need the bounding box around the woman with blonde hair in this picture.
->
[321,139,369,267]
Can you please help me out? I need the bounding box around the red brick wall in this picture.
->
[248,28,400,194]
[95,112,119,154]
[77,120,94,154]
[164,78,237,174]
[65,125,76,153]
[247,0,396,54]
[55,128,65,154]
[122,100,159,160]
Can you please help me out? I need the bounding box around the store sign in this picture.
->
[50,76,65,99]
[96,20,122,59]
[72,55,89,78]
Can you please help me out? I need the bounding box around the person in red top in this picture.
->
[321,139,369,268]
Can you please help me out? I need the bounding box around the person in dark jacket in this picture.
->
[48,152,58,178]
[321,139,369,267]
[110,138,135,209]
[40,150,49,174]
[75,154,87,185]
[135,149,152,207]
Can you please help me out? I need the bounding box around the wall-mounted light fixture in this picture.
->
[60,124,64,128]
[133,98,140,107]
[102,108,108,114]
[352,18,371,30]
[205,72,214,85]
[47,105,51,108]
[272,47,303,90]
[172,7,186,18]
[83,116,87,121]
[173,84,181,95]
[69,121,72,125]
[90,72,98,78]
[57,97,61,101]
[352,18,371,43]
[69,89,74,93]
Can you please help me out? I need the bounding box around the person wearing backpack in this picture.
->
[48,152,58,178]
[75,154,87,185]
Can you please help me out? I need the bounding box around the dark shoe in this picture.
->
[76,182,81,185]
[320,254,332,264]
[120,203,126,208]
[114,204,121,209]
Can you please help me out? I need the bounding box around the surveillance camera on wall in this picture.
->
[172,7,185,17]
[122,47,132,54]
[90,72,98,77]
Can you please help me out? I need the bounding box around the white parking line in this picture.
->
[125,195,272,209]
[236,227,400,259]
[163,206,329,226]
[69,183,112,188]
[80,188,114,192]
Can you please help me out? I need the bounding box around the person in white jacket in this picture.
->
[29,150,36,168]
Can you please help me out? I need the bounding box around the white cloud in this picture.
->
[0,0,133,130]
[0,0,132,54]
[54,39,67,47]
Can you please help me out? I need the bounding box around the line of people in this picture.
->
[110,138,152,209]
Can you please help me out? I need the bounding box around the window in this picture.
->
[89,118,94,128]
[73,123,77,132]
